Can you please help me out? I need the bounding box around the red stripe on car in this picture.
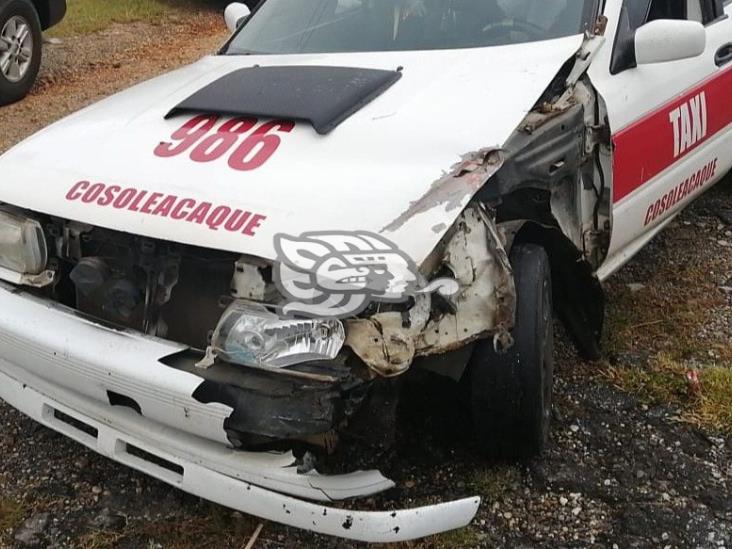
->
[612,65,732,203]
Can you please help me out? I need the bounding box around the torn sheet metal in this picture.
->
[231,258,268,301]
[416,206,516,354]
[383,148,504,232]
[346,313,419,377]
[0,266,55,288]
[347,205,516,376]
[345,290,431,376]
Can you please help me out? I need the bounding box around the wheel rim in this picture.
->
[0,15,34,83]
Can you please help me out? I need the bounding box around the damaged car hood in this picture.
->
[0,36,582,265]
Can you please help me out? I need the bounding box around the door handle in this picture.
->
[716,43,732,67]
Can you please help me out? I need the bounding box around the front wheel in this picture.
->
[0,0,42,106]
[468,243,554,460]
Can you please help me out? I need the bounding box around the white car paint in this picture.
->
[0,31,585,540]
[0,36,583,267]
[1,0,731,541]
[589,0,732,279]
[0,281,483,541]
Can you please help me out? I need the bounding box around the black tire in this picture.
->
[468,243,554,460]
[0,0,43,106]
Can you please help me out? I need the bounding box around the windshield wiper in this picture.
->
[222,49,266,56]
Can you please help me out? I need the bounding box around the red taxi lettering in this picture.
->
[613,65,732,202]
[669,91,707,159]
[171,198,196,220]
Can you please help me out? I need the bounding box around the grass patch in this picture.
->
[424,525,484,548]
[470,466,521,501]
[76,506,259,549]
[606,354,732,436]
[600,243,732,436]
[689,366,732,435]
[605,354,689,405]
[49,0,208,36]
[603,278,722,360]
[77,530,126,549]
[130,504,258,549]
[0,498,27,537]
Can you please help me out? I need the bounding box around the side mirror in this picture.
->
[225,3,251,33]
[635,19,706,65]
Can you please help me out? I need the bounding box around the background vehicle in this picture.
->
[0,0,66,105]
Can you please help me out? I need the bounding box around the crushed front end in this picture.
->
[0,202,511,541]
[0,190,518,444]
[0,23,609,540]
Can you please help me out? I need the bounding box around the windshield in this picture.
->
[226,0,594,55]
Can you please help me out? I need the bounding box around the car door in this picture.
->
[588,0,732,277]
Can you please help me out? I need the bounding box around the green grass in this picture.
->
[48,0,206,36]
[0,498,26,539]
[598,239,732,436]
[85,504,260,549]
[606,354,732,436]
[426,525,484,548]
[77,530,126,549]
[602,279,723,360]
[694,367,732,434]
[470,466,521,501]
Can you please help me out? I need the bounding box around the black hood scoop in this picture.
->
[165,65,402,135]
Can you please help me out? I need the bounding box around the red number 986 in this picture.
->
[154,114,294,171]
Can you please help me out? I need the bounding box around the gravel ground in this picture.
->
[0,13,730,549]
[0,12,227,154]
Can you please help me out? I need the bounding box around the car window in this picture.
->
[628,0,707,28]
[625,1,651,28]
[226,0,596,55]
[498,0,591,36]
[647,0,687,21]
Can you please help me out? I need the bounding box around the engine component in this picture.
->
[69,257,111,297]
[104,278,142,320]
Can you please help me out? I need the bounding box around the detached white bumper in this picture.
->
[0,283,480,542]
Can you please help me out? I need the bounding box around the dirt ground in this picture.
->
[0,9,730,549]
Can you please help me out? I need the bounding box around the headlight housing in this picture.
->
[0,209,50,284]
[202,300,345,370]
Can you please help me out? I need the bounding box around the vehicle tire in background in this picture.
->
[468,243,554,460]
[0,0,42,106]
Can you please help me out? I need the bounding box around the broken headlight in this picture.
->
[0,209,48,278]
[206,301,345,370]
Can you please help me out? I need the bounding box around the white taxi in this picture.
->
[0,0,730,542]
